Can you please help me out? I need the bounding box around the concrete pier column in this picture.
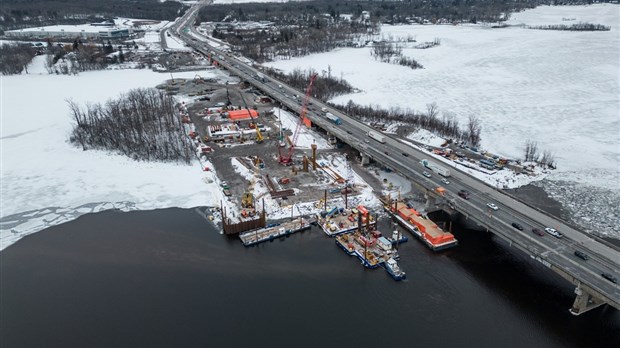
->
[570,284,605,315]
[360,154,370,166]
[425,193,436,211]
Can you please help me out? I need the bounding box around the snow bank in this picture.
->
[271,107,331,149]
[0,57,226,250]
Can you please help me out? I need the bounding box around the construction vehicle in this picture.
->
[278,73,317,164]
[241,192,254,208]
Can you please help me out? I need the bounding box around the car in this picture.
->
[574,250,589,261]
[402,152,409,157]
[364,139,370,143]
[347,130,352,134]
[511,222,523,230]
[486,203,499,211]
[384,151,390,155]
[545,227,563,238]
[532,228,544,236]
[458,190,470,199]
[422,171,432,178]
[601,273,618,284]
[441,178,450,185]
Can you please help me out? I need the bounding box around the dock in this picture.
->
[385,202,457,251]
[239,217,312,246]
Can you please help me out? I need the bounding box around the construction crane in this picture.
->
[278,73,317,165]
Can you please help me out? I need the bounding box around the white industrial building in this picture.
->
[5,25,131,40]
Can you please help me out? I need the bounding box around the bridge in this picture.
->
[171,1,620,315]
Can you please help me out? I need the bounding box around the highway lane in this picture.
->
[173,2,619,308]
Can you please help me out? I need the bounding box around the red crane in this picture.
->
[278,73,318,165]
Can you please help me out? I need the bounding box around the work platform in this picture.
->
[239,217,312,246]
[335,230,406,280]
[315,206,376,236]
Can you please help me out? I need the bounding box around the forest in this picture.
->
[196,0,605,25]
[68,88,194,164]
[0,0,185,32]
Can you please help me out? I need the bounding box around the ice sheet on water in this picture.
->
[536,177,620,238]
[0,202,139,251]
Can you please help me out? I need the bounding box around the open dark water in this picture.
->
[1,208,619,348]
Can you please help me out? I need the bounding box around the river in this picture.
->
[1,208,618,347]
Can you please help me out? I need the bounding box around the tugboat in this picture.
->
[384,257,406,281]
[388,229,408,245]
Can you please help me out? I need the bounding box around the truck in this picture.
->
[255,72,266,82]
[420,159,451,177]
[325,112,341,125]
[367,130,385,144]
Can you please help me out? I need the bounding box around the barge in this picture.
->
[385,202,457,251]
[239,218,311,246]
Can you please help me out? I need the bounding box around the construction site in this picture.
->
[160,73,383,238]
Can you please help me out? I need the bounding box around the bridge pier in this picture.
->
[360,153,370,166]
[570,284,605,315]
[425,193,437,211]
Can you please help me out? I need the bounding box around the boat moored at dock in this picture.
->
[384,258,406,281]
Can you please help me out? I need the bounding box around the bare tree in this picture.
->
[67,88,193,164]
[466,115,481,147]
[540,149,556,168]
[523,139,540,162]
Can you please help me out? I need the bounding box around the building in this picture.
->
[5,25,131,40]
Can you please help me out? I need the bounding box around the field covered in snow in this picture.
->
[0,56,225,250]
[265,4,620,237]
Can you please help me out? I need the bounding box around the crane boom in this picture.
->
[278,74,318,164]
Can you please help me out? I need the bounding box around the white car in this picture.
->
[441,178,450,185]
[545,227,563,238]
[423,171,432,178]
[486,203,499,211]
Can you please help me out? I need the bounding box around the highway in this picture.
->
[170,1,620,314]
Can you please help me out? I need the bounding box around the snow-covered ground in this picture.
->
[0,56,225,250]
[265,4,620,238]
[272,107,331,149]
[164,32,193,51]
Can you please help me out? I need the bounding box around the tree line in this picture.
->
[1,0,185,32]
[197,0,611,28]
[0,43,37,75]
[371,41,424,69]
[68,88,194,164]
[523,139,556,168]
[333,100,482,147]
[527,22,610,31]
[262,67,355,101]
